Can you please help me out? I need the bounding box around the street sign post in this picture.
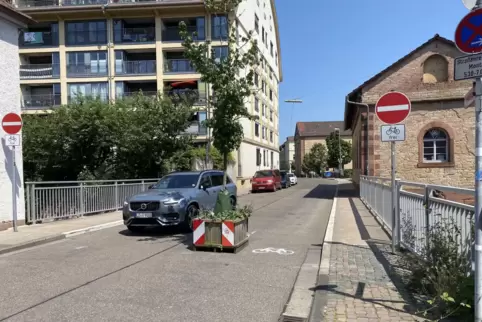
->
[376,91,411,254]
[2,113,22,233]
[455,8,482,54]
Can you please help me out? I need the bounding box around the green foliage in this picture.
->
[179,0,259,187]
[400,215,474,320]
[302,143,327,175]
[190,146,234,169]
[23,94,194,181]
[342,169,353,178]
[325,131,352,168]
[198,203,253,221]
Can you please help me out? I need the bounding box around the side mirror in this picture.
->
[148,184,154,189]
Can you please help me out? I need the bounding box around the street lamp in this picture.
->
[284,99,303,174]
[334,128,343,178]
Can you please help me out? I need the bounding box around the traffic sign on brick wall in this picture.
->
[375,92,411,125]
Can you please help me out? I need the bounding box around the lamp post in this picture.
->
[284,99,302,174]
[334,127,342,178]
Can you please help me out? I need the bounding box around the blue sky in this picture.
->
[276,0,468,141]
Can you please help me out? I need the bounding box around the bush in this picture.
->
[342,169,353,178]
[400,215,474,320]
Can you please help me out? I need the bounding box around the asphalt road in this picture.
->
[0,179,337,322]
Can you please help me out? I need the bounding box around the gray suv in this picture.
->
[123,170,237,232]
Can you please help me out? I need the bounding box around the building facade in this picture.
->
[345,34,474,188]
[279,136,294,171]
[0,1,33,229]
[294,121,352,176]
[14,0,282,189]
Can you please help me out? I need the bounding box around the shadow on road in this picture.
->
[118,227,191,248]
[303,183,337,199]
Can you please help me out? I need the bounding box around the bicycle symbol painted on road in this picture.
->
[385,126,400,136]
[252,247,295,255]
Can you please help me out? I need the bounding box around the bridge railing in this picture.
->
[360,176,474,256]
[25,179,159,224]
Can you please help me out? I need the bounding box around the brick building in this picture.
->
[344,34,474,188]
[294,121,352,176]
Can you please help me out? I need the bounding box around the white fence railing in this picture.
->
[25,179,159,223]
[360,176,474,256]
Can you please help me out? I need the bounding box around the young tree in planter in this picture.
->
[325,131,352,169]
[179,0,259,212]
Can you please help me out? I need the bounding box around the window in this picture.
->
[262,126,266,139]
[265,32,268,48]
[254,73,259,86]
[275,52,278,66]
[212,15,228,40]
[423,128,448,162]
[262,81,266,94]
[68,82,108,102]
[262,27,265,43]
[199,174,212,188]
[263,150,267,166]
[270,151,274,169]
[67,51,108,77]
[270,131,273,142]
[210,173,224,186]
[269,109,273,121]
[255,97,259,112]
[269,89,273,101]
[255,14,259,32]
[255,122,260,137]
[264,104,267,116]
[262,104,265,116]
[256,148,261,166]
[65,20,107,46]
[213,46,229,63]
[270,41,273,56]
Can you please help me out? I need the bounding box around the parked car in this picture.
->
[122,170,237,232]
[251,169,282,192]
[287,173,297,185]
[280,171,291,188]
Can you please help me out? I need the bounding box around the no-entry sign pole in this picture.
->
[2,113,23,233]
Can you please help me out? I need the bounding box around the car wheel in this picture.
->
[185,204,199,231]
[127,226,144,233]
[230,196,236,209]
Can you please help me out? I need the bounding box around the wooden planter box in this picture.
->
[192,218,249,253]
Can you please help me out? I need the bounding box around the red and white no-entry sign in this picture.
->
[2,113,23,135]
[375,92,411,124]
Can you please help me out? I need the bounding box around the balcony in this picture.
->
[120,91,158,99]
[20,64,60,79]
[183,121,207,135]
[68,93,109,103]
[22,94,61,110]
[19,30,58,48]
[62,0,107,5]
[67,64,108,78]
[117,60,156,76]
[164,59,195,73]
[162,17,205,42]
[15,0,59,7]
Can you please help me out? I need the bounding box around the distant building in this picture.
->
[344,34,474,187]
[294,121,352,176]
[0,1,34,230]
[279,136,294,172]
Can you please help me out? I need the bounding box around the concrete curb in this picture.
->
[0,220,124,256]
[279,185,339,322]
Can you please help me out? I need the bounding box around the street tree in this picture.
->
[302,143,328,175]
[179,0,259,190]
[325,131,352,169]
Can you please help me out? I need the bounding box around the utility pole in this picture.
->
[346,96,370,176]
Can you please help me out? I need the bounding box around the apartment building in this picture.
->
[14,0,282,182]
[279,136,294,172]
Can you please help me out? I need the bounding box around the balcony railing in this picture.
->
[165,89,206,105]
[164,59,195,73]
[20,64,60,79]
[65,30,107,46]
[68,93,109,103]
[19,31,58,48]
[162,25,203,42]
[116,60,156,76]
[67,65,108,78]
[63,0,107,5]
[16,0,201,8]
[115,27,155,44]
[183,121,207,135]
[22,94,61,110]
[118,91,158,99]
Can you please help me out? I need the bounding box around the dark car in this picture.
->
[280,171,291,188]
[251,169,282,192]
[122,170,237,232]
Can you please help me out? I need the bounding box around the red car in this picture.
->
[251,169,282,192]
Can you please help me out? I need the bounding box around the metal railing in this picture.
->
[20,64,60,79]
[165,89,206,105]
[25,179,159,223]
[116,60,156,75]
[22,94,61,110]
[360,176,474,256]
[114,27,155,43]
[68,93,109,103]
[67,64,108,77]
[19,30,59,48]
[164,59,195,73]
[162,25,203,42]
[119,91,158,98]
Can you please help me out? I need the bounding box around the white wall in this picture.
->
[237,141,279,178]
[0,18,25,223]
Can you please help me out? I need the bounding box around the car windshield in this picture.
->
[254,170,273,178]
[151,174,199,189]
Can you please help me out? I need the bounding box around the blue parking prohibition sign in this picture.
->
[455,8,482,54]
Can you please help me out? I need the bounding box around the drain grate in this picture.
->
[278,314,306,322]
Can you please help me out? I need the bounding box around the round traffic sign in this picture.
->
[2,113,23,135]
[455,8,482,54]
[375,92,411,125]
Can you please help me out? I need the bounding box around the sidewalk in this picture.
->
[0,211,122,255]
[312,183,424,322]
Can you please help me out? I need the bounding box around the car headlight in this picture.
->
[164,198,186,206]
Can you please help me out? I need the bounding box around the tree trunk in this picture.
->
[222,152,228,189]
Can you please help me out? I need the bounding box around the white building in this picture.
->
[279,136,295,172]
[0,1,33,230]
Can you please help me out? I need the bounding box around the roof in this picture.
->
[0,1,35,25]
[287,136,294,142]
[295,121,352,137]
[344,34,455,130]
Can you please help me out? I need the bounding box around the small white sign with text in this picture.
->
[5,134,20,147]
[380,124,405,142]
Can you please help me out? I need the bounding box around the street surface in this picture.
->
[0,179,336,322]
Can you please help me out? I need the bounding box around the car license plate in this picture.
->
[258,187,265,190]
[136,213,152,218]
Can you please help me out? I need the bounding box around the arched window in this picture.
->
[422,55,448,83]
[423,128,449,162]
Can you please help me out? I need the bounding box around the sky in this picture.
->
[276,0,469,141]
